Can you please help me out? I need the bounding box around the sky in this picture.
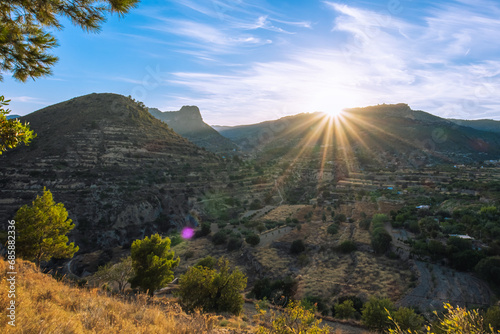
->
[3,0,500,125]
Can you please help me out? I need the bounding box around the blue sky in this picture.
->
[4,0,500,125]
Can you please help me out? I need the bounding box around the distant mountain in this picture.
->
[448,119,500,134]
[6,114,21,120]
[148,106,238,154]
[0,93,231,254]
[217,104,500,167]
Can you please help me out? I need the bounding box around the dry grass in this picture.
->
[0,258,219,333]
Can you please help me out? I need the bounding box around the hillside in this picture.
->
[0,258,221,333]
[149,106,238,154]
[0,93,230,255]
[217,104,500,167]
[448,118,500,134]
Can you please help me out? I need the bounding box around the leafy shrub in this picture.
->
[212,231,228,245]
[178,257,247,315]
[327,223,339,235]
[335,300,356,319]
[361,297,395,331]
[245,234,261,246]
[227,237,243,251]
[338,240,357,253]
[290,239,306,254]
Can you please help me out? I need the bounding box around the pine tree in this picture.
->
[129,234,180,296]
[0,0,139,82]
[14,188,79,267]
[0,96,35,154]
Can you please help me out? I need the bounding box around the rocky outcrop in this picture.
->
[148,106,238,154]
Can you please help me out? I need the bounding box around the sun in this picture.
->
[324,109,344,118]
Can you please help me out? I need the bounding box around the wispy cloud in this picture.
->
[163,1,500,124]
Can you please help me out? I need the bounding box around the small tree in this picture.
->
[129,234,180,295]
[335,300,356,319]
[93,256,133,293]
[327,223,339,235]
[14,188,78,267]
[361,296,395,331]
[246,234,261,246]
[290,239,306,254]
[391,307,424,332]
[178,257,247,315]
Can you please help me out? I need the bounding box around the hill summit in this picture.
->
[149,106,238,153]
[0,93,226,254]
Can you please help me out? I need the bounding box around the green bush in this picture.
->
[290,239,306,254]
[361,297,395,331]
[227,237,243,251]
[212,231,228,245]
[245,234,261,246]
[335,300,356,319]
[327,223,339,235]
[178,257,247,315]
[391,307,424,332]
[338,240,357,253]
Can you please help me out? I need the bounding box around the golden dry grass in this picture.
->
[0,258,219,333]
[258,205,307,222]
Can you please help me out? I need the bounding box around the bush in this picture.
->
[334,213,347,223]
[359,218,371,230]
[178,257,247,315]
[361,297,395,331]
[391,307,424,332]
[475,256,500,284]
[485,306,500,331]
[290,239,306,254]
[301,296,329,316]
[195,222,211,238]
[227,237,243,251]
[257,301,331,333]
[335,300,356,319]
[212,231,228,245]
[338,240,357,253]
[245,234,260,246]
[327,223,339,235]
[371,231,392,254]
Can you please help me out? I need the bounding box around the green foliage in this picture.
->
[338,240,357,253]
[212,231,228,245]
[256,301,331,334]
[195,222,211,238]
[245,234,261,246]
[129,234,180,295]
[391,307,424,332]
[475,256,500,284]
[93,256,133,293]
[327,223,339,235]
[371,214,392,254]
[485,306,500,331]
[0,96,36,154]
[361,296,395,331]
[178,257,247,315]
[359,217,371,230]
[334,213,347,223]
[389,303,500,334]
[301,296,329,316]
[196,256,216,269]
[0,0,138,81]
[249,276,298,305]
[227,237,243,251]
[290,239,306,254]
[14,188,78,267]
[335,300,356,319]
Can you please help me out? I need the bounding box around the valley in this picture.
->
[1,94,500,333]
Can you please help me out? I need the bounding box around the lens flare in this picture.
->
[181,227,195,239]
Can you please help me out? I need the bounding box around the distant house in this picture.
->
[416,205,430,210]
[449,234,474,240]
